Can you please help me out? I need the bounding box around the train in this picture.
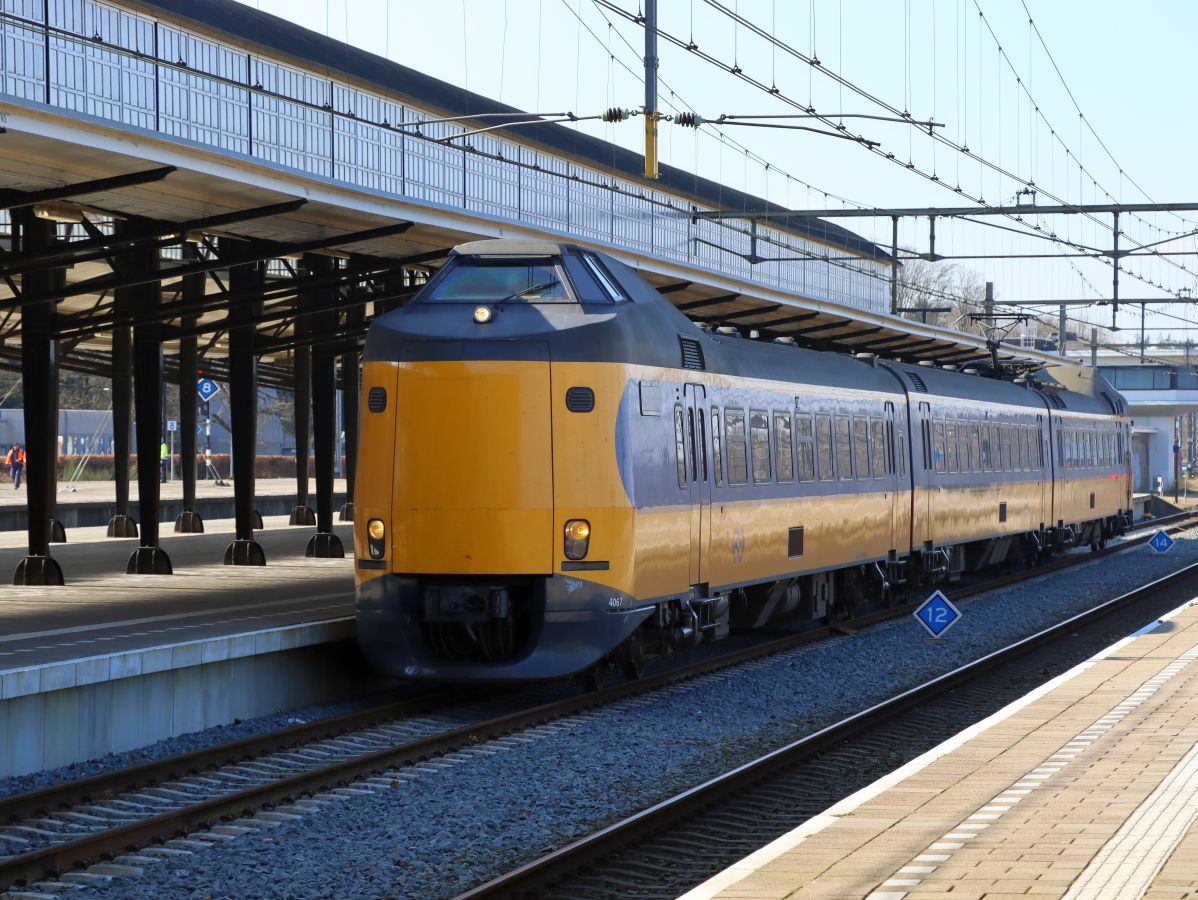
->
[353,238,1132,685]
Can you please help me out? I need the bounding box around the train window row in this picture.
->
[1057,424,1124,470]
[920,413,1045,475]
[701,405,903,489]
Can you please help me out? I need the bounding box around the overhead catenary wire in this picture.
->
[594,0,1186,314]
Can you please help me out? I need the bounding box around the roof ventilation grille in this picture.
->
[679,336,705,370]
[905,370,929,393]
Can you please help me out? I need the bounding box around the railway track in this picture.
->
[0,511,1193,893]
[457,558,1198,899]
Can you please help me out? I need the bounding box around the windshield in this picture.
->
[423,259,571,303]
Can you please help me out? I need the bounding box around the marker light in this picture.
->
[473,305,494,324]
[564,519,591,560]
[367,518,386,559]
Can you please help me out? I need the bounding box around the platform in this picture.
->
[0,517,370,777]
[0,477,348,531]
[686,594,1198,899]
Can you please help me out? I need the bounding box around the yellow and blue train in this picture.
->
[354,239,1132,683]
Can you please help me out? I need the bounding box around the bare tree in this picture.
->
[894,259,987,334]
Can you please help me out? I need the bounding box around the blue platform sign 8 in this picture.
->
[914,590,962,639]
[197,378,220,402]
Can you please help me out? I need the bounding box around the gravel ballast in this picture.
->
[36,528,1198,899]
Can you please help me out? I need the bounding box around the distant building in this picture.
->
[1091,350,1198,493]
[0,393,322,458]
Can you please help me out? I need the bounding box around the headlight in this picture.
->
[564,519,590,560]
[473,305,494,324]
[367,518,386,559]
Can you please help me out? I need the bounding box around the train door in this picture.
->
[884,401,903,553]
[683,383,711,589]
[914,400,934,546]
[1036,414,1050,524]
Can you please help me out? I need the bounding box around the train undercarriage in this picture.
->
[578,510,1133,690]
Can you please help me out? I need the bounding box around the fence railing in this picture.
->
[0,0,888,311]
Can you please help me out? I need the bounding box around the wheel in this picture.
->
[618,630,646,681]
[579,657,619,692]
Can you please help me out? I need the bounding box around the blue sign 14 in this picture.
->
[1149,530,1175,554]
[914,590,962,639]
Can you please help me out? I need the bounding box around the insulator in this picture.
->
[601,107,631,123]
[674,112,705,128]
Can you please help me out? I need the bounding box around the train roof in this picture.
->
[373,240,1124,419]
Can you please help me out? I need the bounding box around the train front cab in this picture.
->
[352,243,666,682]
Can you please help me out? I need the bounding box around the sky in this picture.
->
[232,0,1198,349]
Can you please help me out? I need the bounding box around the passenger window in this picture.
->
[990,425,1001,470]
[674,406,687,489]
[836,415,853,480]
[711,408,723,486]
[871,418,885,478]
[1002,426,1013,472]
[980,422,992,471]
[921,419,932,470]
[853,416,870,480]
[725,408,748,485]
[816,414,834,481]
[795,414,816,482]
[774,412,794,483]
[1020,426,1029,470]
[698,410,708,482]
[958,420,970,472]
[687,408,698,482]
[970,423,981,473]
[945,420,958,473]
[933,420,946,473]
[750,410,771,483]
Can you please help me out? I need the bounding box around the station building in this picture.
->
[1094,349,1198,493]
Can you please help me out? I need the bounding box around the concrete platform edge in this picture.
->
[0,617,382,778]
[679,596,1198,900]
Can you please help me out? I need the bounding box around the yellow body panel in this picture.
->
[385,357,554,575]
[927,481,1046,545]
[358,352,1130,601]
[1054,472,1131,525]
[706,491,894,587]
[354,362,399,586]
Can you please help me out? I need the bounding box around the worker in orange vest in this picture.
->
[6,443,25,490]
